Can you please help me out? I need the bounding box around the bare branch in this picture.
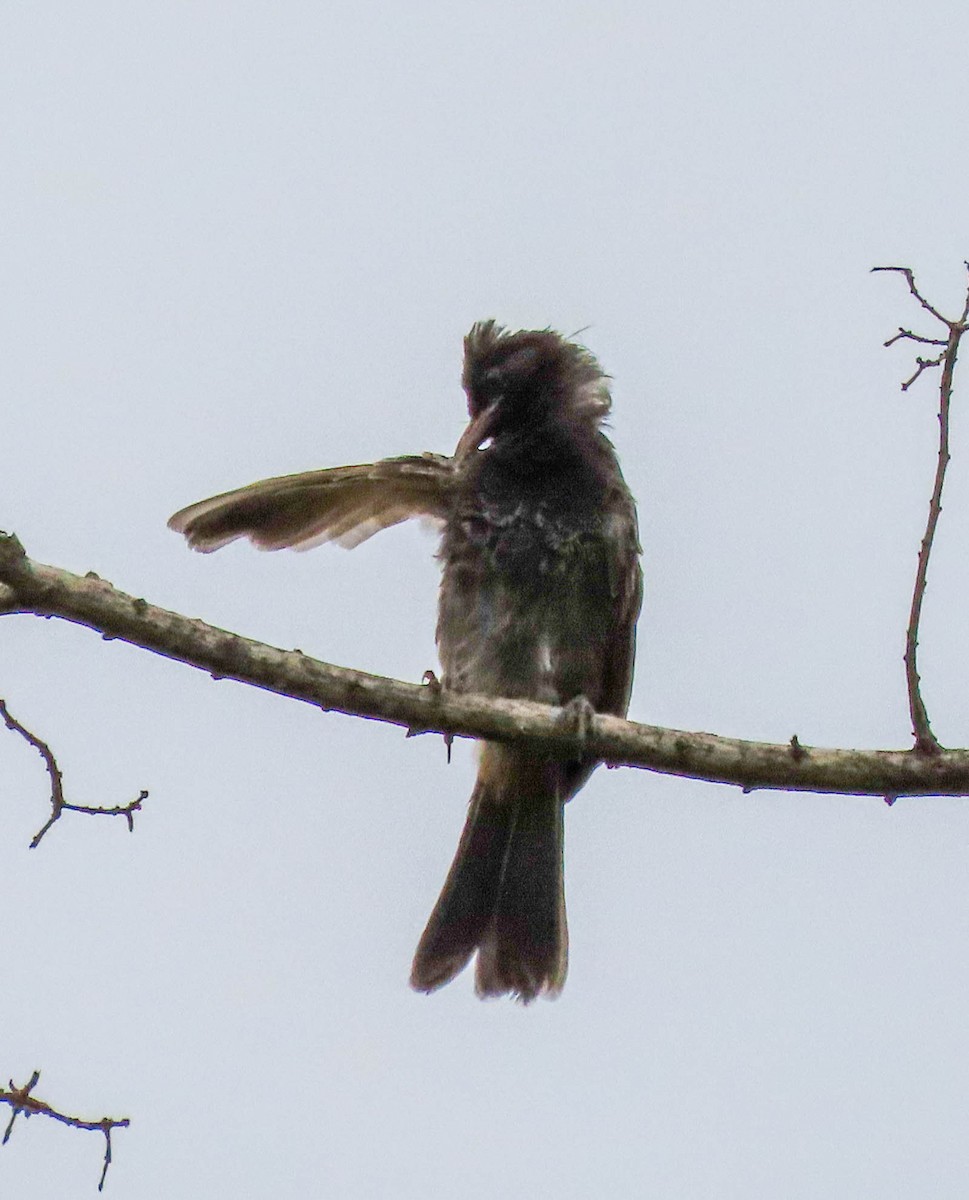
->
[872,265,951,326]
[900,352,945,392]
[883,327,948,350]
[0,698,147,847]
[876,264,969,754]
[0,1070,129,1191]
[5,532,969,797]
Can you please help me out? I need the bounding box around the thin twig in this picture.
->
[0,1070,129,1191]
[900,353,946,393]
[874,263,969,753]
[872,265,950,325]
[883,327,948,350]
[0,698,147,847]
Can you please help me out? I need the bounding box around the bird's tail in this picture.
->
[409,744,568,1002]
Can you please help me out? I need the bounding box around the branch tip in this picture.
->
[0,1072,128,1190]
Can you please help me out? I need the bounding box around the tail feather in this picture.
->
[409,781,515,993]
[475,793,567,1002]
[410,747,568,1002]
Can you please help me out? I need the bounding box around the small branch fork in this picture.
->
[1,1071,129,1191]
[0,699,147,847]
[873,264,969,755]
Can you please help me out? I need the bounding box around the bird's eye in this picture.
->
[479,367,506,406]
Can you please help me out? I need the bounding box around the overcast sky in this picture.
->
[4,1,969,1196]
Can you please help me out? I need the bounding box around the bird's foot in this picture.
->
[421,669,443,695]
[418,669,453,762]
[557,694,596,758]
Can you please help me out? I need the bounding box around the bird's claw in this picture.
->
[421,669,443,695]
[419,669,452,761]
[557,695,596,757]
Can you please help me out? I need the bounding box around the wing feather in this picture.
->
[168,453,455,553]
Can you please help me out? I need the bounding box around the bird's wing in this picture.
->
[598,497,644,719]
[168,453,456,553]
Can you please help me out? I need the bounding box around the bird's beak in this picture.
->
[454,401,500,461]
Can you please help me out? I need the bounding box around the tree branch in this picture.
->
[0,699,146,847]
[874,264,969,754]
[3,531,969,798]
[0,1070,128,1191]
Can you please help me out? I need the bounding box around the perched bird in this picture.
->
[169,321,642,1001]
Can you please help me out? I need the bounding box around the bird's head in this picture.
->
[455,321,611,460]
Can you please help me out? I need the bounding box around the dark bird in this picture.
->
[169,321,642,1001]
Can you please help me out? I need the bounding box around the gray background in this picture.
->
[4,1,969,1196]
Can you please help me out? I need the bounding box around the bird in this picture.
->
[168,320,642,1001]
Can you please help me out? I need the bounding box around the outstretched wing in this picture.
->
[168,453,456,553]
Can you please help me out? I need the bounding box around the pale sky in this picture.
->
[4,2,969,1196]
